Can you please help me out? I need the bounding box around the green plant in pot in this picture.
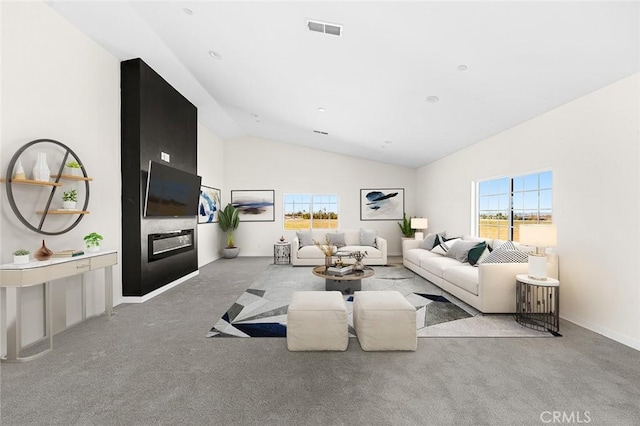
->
[218,203,240,259]
[83,232,103,252]
[13,249,30,264]
[62,189,78,210]
[65,160,82,176]
[397,212,415,238]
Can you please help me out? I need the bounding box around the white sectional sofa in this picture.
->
[403,237,558,313]
[292,229,387,266]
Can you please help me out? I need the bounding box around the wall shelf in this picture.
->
[4,139,92,235]
[0,178,62,187]
[37,210,90,215]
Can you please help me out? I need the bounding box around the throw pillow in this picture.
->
[296,231,313,248]
[445,240,480,263]
[495,240,517,251]
[360,228,377,247]
[480,247,528,264]
[431,238,461,255]
[420,231,446,250]
[327,233,346,248]
[468,242,487,266]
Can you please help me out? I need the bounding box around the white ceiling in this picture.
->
[46,1,639,168]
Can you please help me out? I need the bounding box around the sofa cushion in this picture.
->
[360,228,378,247]
[296,231,314,248]
[443,265,479,296]
[420,255,464,277]
[404,248,439,265]
[327,233,346,248]
[445,240,480,263]
[297,245,327,259]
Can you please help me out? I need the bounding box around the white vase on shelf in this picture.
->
[32,152,50,182]
[13,160,26,180]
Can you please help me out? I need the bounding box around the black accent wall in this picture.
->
[121,58,198,297]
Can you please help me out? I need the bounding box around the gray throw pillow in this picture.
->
[360,228,377,247]
[444,240,480,263]
[327,233,346,248]
[296,231,313,248]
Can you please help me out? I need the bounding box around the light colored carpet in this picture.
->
[207,263,554,338]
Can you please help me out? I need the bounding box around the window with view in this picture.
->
[477,171,552,241]
[284,194,339,230]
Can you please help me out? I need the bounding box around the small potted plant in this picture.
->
[397,212,415,239]
[218,203,240,258]
[83,232,103,252]
[65,160,82,176]
[13,249,30,264]
[62,189,78,210]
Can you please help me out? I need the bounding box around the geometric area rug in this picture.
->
[206,264,556,338]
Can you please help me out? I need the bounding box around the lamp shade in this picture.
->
[519,224,557,247]
[411,218,428,229]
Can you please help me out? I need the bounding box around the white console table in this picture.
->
[0,249,118,362]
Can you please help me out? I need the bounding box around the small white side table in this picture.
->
[274,242,291,265]
[515,274,560,334]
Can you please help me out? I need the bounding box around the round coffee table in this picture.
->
[312,265,375,294]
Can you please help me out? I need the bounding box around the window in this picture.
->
[284,194,339,230]
[477,171,552,241]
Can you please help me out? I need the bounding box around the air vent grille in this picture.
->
[313,130,329,135]
[307,19,342,37]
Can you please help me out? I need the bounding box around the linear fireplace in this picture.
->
[148,229,194,262]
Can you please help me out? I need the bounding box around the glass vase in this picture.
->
[325,256,333,268]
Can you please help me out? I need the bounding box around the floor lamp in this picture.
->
[519,224,557,280]
[411,218,429,240]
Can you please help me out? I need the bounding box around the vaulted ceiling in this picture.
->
[47,1,639,168]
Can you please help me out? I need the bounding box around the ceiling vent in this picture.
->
[307,19,342,37]
[313,130,329,135]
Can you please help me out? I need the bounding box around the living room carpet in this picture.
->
[207,264,556,338]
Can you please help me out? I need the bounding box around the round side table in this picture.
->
[515,274,560,334]
[274,242,291,265]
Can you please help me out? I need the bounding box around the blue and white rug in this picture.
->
[207,264,555,338]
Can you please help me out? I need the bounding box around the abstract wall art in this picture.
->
[360,188,404,221]
[198,185,221,224]
[231,190,275,222]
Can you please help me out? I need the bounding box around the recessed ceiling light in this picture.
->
[183,8,193,15]
[457,64,468,71]
[426,96,440,103]
[208,50,222,60]
[317,107,326,112]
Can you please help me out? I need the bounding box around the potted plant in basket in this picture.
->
[218,203,240,258]
[397,212,415,239]
[83,232,103,252]
[62,189,77,210]
[13,249,30,264]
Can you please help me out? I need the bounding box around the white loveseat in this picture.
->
[403,237,558,313]
[292,230,387,266]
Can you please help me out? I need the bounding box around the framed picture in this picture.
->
[360,188,404,221]
[198,185,221,224]
[231,190,275,222]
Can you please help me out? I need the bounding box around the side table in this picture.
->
[515,274,560,334]
[274,242,291,265]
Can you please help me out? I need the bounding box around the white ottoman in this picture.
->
[353,291,417,351]
[287,291,348,351]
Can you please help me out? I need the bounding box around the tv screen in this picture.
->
[144,161,202,217]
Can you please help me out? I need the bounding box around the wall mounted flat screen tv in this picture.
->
[144,161,202,217]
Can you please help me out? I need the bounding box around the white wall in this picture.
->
[223,136,417,256]
[1,1,121,347]
[416,74,640,350]
[197,122,224,265]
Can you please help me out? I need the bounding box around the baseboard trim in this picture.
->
[121,270,199,304]
[561,313,640,351]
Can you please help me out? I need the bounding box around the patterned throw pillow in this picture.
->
[296,231,313,248]
[431,238,461,255]
[327,233,346,248]
[479,244,528,264]
[468,242,487,266]
[420,231,447,250]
